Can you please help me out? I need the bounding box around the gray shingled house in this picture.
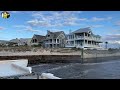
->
[31,34,46,47]
[45,30,66,48]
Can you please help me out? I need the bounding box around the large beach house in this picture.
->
[66,27,102,49]
[45,30,66,48]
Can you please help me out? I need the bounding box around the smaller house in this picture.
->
[10,38,32,46]
[30,34,46,47]
[0,40,9,46]
[45,30,66,48]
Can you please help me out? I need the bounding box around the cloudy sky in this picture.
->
[0,11,120,48]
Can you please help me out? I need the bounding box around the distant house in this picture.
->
[0,40,9,46]
[10,38,32,46]
[45,30,66,48]
[66,27,102,49]
[30,34,46,47]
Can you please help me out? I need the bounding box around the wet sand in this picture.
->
[32,60,120,79]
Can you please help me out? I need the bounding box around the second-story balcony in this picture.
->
[75,36,84,40]
[45,41,60,44]
[75,36,102,42]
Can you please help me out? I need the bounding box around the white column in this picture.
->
[91,41,92,46]
[56,39,57,43]
[74,34,75,46]
[87,33,88,37]
[83,33,85,46]
[52,39,53,43]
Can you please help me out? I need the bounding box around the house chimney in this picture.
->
[69,29,71,34]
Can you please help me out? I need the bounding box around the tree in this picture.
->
[105,41,108,49]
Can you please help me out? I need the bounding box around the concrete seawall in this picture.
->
[0,55,81,65]
[83,56,120,63]
[0,55,120,65]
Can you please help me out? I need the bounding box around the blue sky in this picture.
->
[0,11,120,48]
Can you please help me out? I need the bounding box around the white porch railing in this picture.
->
[45,42,60,44]
[66,43,101,48]
[74,36,101,42]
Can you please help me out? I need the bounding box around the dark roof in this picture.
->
[10,38,31,43]
[33,34,46,42]
[69,27,101,37]
[0,40,9,44]
[72,27,91,34]
[10,39,19,43]
[46,31,64,39]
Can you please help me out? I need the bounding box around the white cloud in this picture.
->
[107,17,112,20]
[79,18,88,21]
[0,27,5,30]
[27,11,83,27]
[92,17,105,21]
[91,17,112,22]
[102,34,120,48]
[28,11,112,28]
[115,21,120,26]
[91,25,104,28]
[10,11,32,14]
[109,40,120,44]
[13,25,26,28]
[10,11,21,13]
[27,19,51,27]
[14,25,40,33]
[24,26,40,32]
[63,22,79,26]
[103,34,120,44]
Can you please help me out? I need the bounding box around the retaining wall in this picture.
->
[0,55,81,65]
[0,54,120,65]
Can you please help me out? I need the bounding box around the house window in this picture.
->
[88,31,91,34]
[48,35,50,37]
[34,39,37,43]
[57,39,59,43]
[69,35,71,39]
[32,40,34,43]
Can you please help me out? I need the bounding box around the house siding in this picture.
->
[66,28,103,49]
[45,31,66,48]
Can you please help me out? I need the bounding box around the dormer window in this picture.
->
[88,31,91,34]
[48,35,50,37]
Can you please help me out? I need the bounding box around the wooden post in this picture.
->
[37,73,39,79]
[81,47,84,64]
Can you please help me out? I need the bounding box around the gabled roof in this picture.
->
[10,38,19,43]
[0,40,9,44]
[72,27,91,34]
[46,31,64,39]
[33,34,46,42]
[10,38,31,43]
[19,38,31,43]
[69,27,101,38]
